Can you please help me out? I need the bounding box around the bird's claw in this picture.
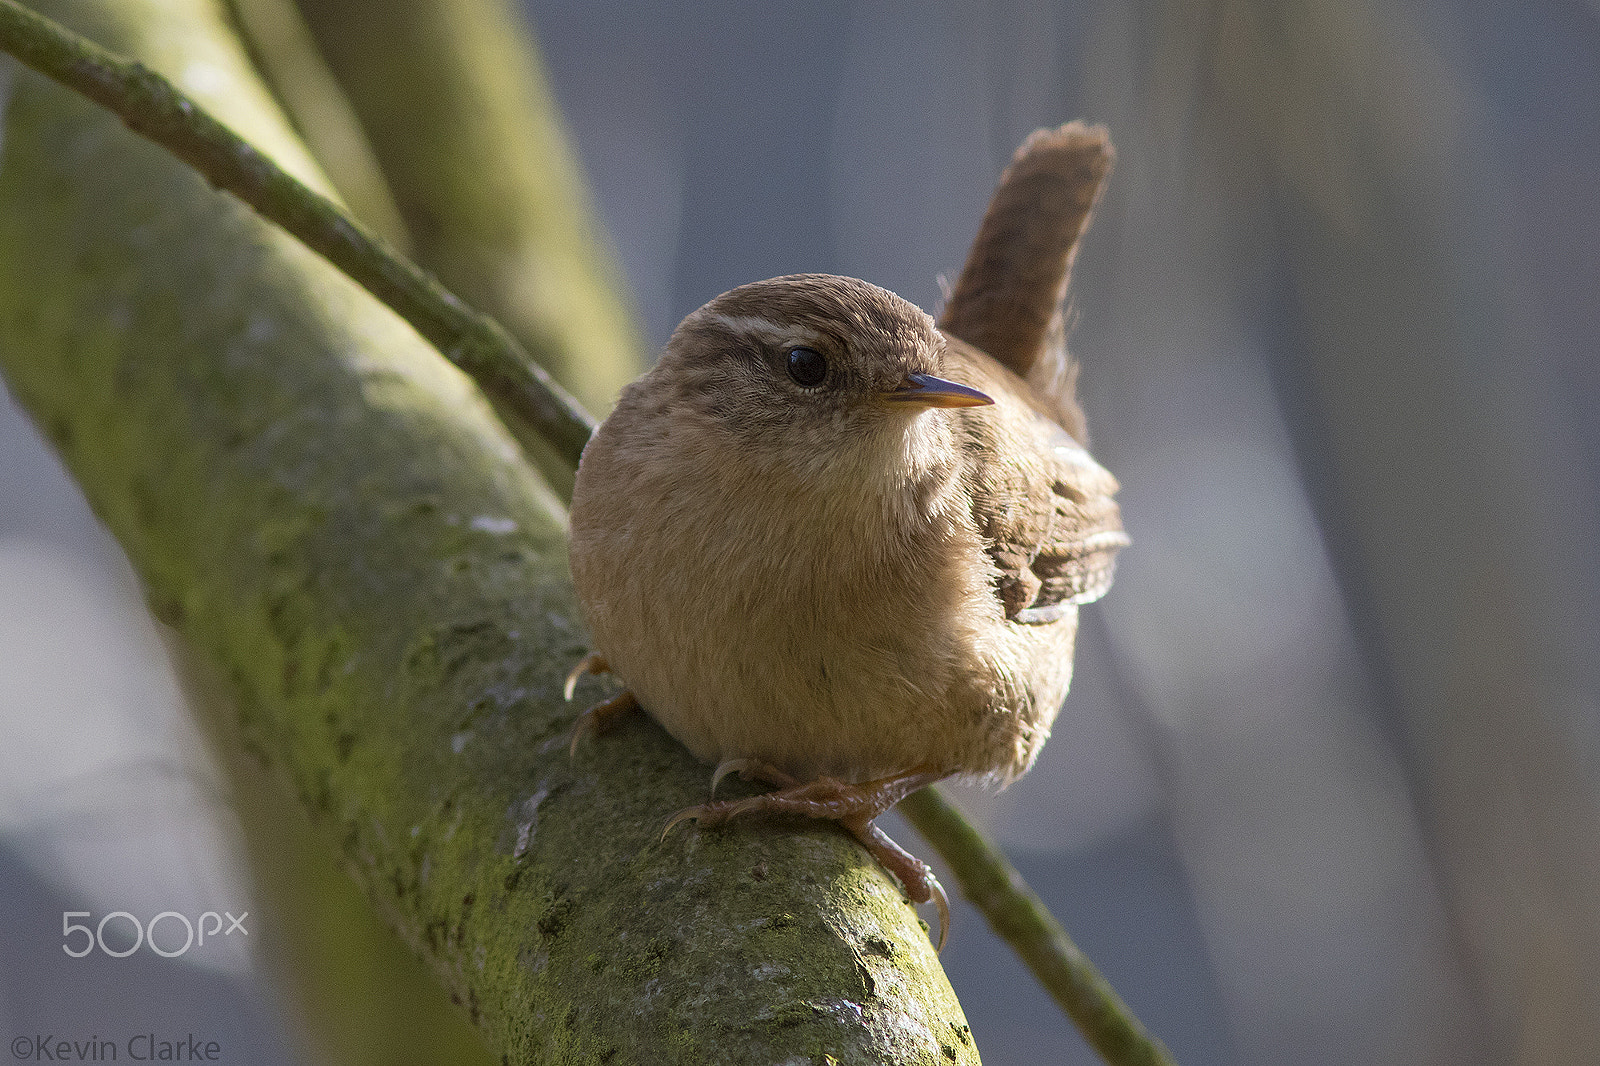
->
[567,687,639,760]
[660,806,699,842]
[926,873,952,953]
[563,652,610,701]
[661,800,727,841]
[709,759,753,798]
[709,757,798,798]
[660,794,767,842]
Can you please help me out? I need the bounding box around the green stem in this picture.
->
[0,0,595,468]
[900,787,1179,1066]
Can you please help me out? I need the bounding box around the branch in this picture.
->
[0,0,595,469]
[900,789,1177,1066]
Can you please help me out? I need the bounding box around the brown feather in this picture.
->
[939,122,1113,433]
[941,335,1127,624]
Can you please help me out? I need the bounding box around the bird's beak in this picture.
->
[882,373,994,408]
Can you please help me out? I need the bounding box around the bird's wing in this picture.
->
[945,337,1128,625]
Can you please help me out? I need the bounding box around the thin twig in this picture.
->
[900,787,1178,1066]
[0,5,1174,1062]
[0,0,595,467]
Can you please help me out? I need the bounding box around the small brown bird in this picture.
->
[566,123,1126,947]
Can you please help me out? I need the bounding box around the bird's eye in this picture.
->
[786,346,828,388]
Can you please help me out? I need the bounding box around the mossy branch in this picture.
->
[0,0,594,468]
[0,2,1174,1063]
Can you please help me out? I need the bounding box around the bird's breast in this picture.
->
[570,418,1006,780]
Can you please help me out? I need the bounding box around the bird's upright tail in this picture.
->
[939,123,1114,437]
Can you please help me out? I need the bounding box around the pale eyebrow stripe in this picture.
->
[703,313,821,348]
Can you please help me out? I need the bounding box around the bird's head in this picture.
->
[655,275,991,478]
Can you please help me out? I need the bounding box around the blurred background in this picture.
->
[2,0,1598,1064]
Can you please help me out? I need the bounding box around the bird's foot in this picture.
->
[852,817,951,953]
[664,765,952,950]
[564,654,641,759]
